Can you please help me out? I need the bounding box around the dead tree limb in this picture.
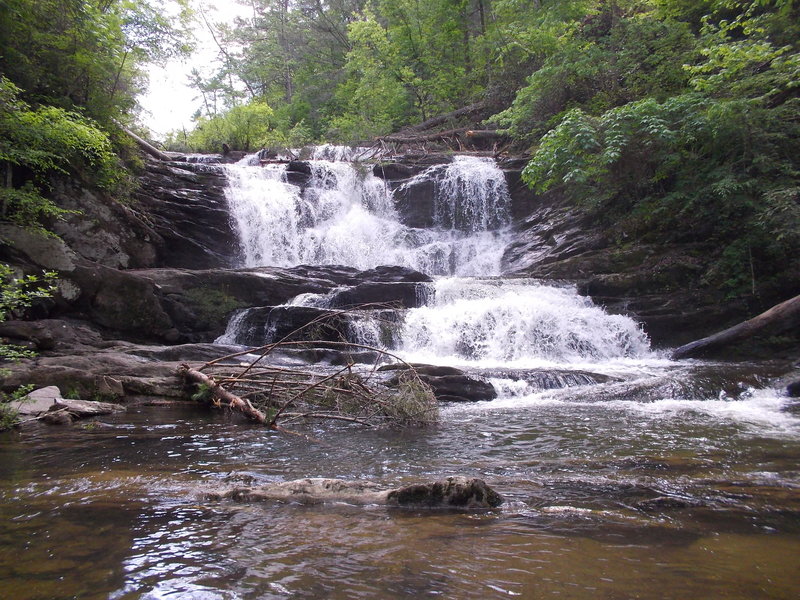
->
[118,124,172,161]
[672,294,800,359]
[180,364,269,425]
[379,127,470,144]
[399,102,488,134]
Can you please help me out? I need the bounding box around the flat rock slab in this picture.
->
[17,386,63,416]
[53,398,125,417]
[205,476,503,510]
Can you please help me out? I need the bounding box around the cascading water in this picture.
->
[3,149,796,600]
[221,150,652,367]
[224,154,512,276]
[399,278,651,366]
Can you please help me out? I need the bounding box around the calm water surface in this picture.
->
[1,362,799,599]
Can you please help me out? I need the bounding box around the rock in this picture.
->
[386,477,504,509]
[0,319,106,352]
[132,159,240,269]
[41,410,74,425]
[206,476,503,509]
[223,305,349,346]
[635,495,701,511]
[129,264,431,343]
[1,350,185,401]
[286,160,312,186]
[0,224,80,272]
[18,386,63,416]
[788,380,800,398]
[52,398,125,417]
[417,374,497,402]
[383,364,497,402]
[326,281,432,309]
[373,162,417,180]
[391,175,438,229]
[379,363,464,377]
[50,179,159,269]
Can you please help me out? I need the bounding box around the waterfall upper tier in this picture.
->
[224,154,513,277]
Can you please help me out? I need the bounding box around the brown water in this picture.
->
[1,365,800,600]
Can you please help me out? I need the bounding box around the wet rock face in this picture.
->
[50,180,159,269]
[498,187,755,347]
[132,158,240,269]
[380,364,497,403]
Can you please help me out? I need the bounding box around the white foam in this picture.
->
[399,278,652,364]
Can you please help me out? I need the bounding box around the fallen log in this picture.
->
[465,129,506,142]
[672,294,800,359]
[379,127,470,144]
[400,101,489,134]
[119,124,172,161]
[180,364,269,425]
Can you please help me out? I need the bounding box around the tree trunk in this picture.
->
[399,102,488,134]
[671,295,800,359]
[119,125,172,161]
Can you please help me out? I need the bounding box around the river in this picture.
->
[0,149,798,599]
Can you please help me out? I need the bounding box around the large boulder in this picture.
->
[381,363,497,402]
[50,179,159,269]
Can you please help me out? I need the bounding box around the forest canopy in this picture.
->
[0,0,191,229]
[1,0,798,301]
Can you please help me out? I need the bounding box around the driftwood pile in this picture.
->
[179,310,438,430]
[368,101,510,156]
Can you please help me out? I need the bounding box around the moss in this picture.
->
[183,288,245,329]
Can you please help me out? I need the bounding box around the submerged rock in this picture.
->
[381,363,497,402]
[206,476,503,509]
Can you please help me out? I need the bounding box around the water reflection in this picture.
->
[0,387,798,599]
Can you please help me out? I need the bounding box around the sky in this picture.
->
[137,0,250,140]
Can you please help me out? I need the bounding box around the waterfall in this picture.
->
[220,149,653,364]
[223,154,512,276]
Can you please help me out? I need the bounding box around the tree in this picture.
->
[0,78,122,232]
[0,0,192,127]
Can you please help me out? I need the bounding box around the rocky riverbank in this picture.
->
[2,151,798,411]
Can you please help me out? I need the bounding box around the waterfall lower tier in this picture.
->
[216,277,652,366]
[398,278,651,366]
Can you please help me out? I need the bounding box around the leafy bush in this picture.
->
[0,263,56,429]
[0,77,123,232]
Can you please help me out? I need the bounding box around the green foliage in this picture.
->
[0,384,34,431]
[0,263,57,325]
[497,5,698,141]
[0,77,123,231]
[0,264,56,428]
[181,101,275,152]
[524,90,800,297]
[0,0,192,127]
[327,11,413,141]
